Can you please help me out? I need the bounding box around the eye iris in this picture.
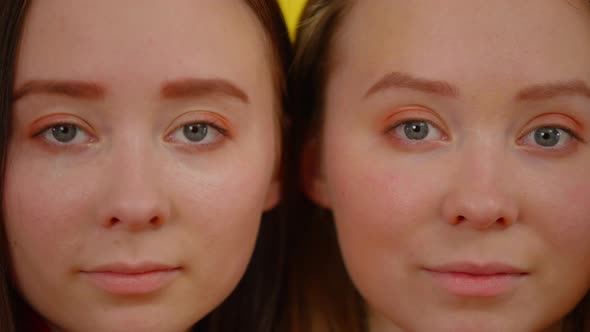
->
[534,127,560,147]
[183,123,208,142]
[403,121,429,140]
[51,125,77,143]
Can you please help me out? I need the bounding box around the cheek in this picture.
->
[322,138,440,266]
[538,181,590,254]
[174,171,266,241]
[4,156,96,283]
[171,150,275,252]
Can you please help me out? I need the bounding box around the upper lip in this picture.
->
[83,262,180,274]
[425,262,527,275]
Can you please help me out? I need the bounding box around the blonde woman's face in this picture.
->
[6,1,279,331]
[308,0,590,331]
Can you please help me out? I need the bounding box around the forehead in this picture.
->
[15,0,271,96]
[331,0,590,88]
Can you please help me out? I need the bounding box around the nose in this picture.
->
[98,144,171,232]
[441,149,519,230]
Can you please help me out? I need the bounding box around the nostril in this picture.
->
[496,217,510,226]
[104,215,164,229]
[448,215,466,225]
[149,216,163,226]
[107,218,120,227]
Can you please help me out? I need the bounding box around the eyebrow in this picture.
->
[364,72,459,99]
[516,80,590,101]
[13,80,106,101]
[161,78,250,104]
[365,72,590,103]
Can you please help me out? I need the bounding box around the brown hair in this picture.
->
[285,0,590,331]
[282,1,366,332]
[0,1,292,331]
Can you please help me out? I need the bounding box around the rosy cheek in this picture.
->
[565,183,590,203]
[330,163,418,234]
[538,182,590,252]
[565,184,590,233]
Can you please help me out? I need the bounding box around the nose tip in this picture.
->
[97,139,171,232]
[99,171,170,232]
[442,190,518,230]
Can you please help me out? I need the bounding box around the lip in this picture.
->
[424,262,528,297]
[81,262,181,295]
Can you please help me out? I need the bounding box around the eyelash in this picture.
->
[385,118,447,146]
[33,121,95,148]
[517,125,583,152]
[384,117,584,152]
[31,114,232,151]
[165,119,230,151]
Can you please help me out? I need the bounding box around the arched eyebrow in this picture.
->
[13,80,105,101]
[365,72,590,103]
[516,80,590,101]
[161,78,250,104]
[364,72,459,99]
[12,78,251,105]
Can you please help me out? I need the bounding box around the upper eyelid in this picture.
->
[391,118,437,128]
[383,108,449,130]
[167,120,229,140]
[30,114,94,137]
[165,111,232,137]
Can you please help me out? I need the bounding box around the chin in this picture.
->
[390,312,553,332]
[58,306,201,332]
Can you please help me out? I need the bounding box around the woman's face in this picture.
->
[308,0,590,331]
[6,1,279,331]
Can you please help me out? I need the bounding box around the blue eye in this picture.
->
[183,123,209,142]
[169,122,224,145]
[392,120,442,141]
[534,127,565,147]
[39,124,90,145]
[524,126,573,148]
[52,125,77,142]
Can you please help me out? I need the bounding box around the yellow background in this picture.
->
[278,0,307,40]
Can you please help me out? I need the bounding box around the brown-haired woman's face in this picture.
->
[306,0,590,331]
[6,1,279,331]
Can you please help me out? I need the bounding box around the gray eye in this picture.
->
[51,125,78,143]
[183,123,209,142]
[403,121,429,140]
[534,127,561,147]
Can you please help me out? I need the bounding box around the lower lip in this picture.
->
[82,269,181,295]
[426,270,526,297]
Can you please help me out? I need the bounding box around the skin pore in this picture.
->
[306,0,590,331]
[6,1,279,331]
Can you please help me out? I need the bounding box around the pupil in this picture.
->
[52,125,77,143]
[534,127,560,147]
[404,121,429,140]
[183,124,208,142]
